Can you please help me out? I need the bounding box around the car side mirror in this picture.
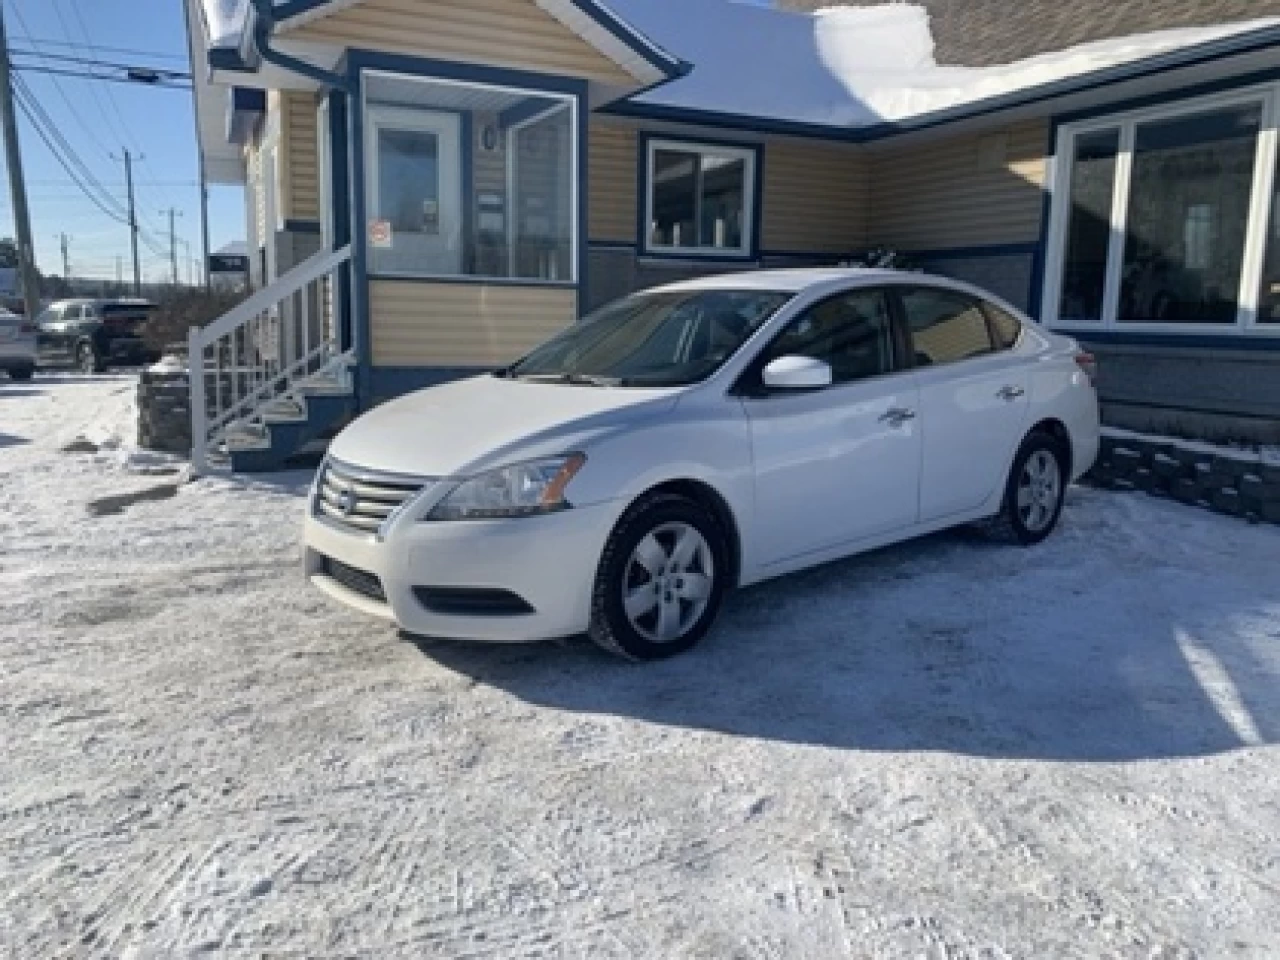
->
[761,355,833,390]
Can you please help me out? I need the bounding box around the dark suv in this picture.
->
[36,299,160,373]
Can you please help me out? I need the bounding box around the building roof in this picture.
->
[780,0,1280,68]
[606,0,1280,133]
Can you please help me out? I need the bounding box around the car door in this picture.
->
[893,285,1030,523]
[741,286,922,567]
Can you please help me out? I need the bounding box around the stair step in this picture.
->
[295,376,351,396]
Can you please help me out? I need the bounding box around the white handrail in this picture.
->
[194,244,351,347]
[189,242,352,475]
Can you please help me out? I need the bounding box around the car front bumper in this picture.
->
[303,498,621,642]
[0,343,36,368]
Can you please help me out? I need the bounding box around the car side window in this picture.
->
[37,307,59,327]
[761,289,896,385]
[898,287,994,366]
[983,302,1023,350]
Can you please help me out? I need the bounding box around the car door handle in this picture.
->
[997,385,1025,401]
[878,407,917,426]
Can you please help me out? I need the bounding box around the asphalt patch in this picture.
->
[87,483,180,517]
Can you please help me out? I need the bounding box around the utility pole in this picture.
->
[115,255,122,285]
[112,148,142,296]
[160,207,182,287]
[60,232,70,280]
[0,5,41,321]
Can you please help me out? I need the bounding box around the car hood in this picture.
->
[327,374,682,477]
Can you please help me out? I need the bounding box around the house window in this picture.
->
[361,71,577,283]
[1043,86,1279,335]
[644,139,757,257]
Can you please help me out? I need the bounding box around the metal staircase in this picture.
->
[189,244,355,473]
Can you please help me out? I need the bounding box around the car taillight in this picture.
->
[1074,351,1098,385]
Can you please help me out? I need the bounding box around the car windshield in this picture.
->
[505,289,792,387]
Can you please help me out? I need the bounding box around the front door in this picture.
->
[893,285,1031,522]
[366,107,463,276]
[743,287,922,567]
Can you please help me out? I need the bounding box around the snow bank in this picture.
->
[614,0,1280,127]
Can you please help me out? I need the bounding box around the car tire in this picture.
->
[987,430,1069,546]
[8,364,34,381]
[589,492,729,661]
[77,342,103,374]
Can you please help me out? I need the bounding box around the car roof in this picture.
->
[641,267,1028,317]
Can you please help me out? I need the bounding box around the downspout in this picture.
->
[248,0,350,92]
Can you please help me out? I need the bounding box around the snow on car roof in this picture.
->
[648,267,909,294]
[609,0,1280,128]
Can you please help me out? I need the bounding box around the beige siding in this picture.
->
[279,92,319,222]
[868,120,1048,249]
[588,122,637,244]
[762,139,867,253]
[289,0,634,85]
[371,281,576,366]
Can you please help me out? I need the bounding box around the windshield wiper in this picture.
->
[514,372,622,387]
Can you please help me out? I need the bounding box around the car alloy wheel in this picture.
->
[621,521,715,644]
[77,343,97,374]
[590,492,728,660]
[1017,449,1062,533]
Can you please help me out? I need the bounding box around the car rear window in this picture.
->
[983,302,1023,350]
[100,303,154,321]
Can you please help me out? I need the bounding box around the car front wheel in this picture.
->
[77,342,103,374]
[8,364,34,381]
[589,492,728,661]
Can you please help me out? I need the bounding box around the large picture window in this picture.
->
[361,71,577,283]
[644,138,757,258]
[1043,85,1280,335]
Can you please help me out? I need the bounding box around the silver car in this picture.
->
[0,309,36,381]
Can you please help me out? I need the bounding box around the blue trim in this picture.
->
[348,60,372,408]
[588,239,637,251]
[636,131,764,261]
[327,89,353,354]
[1029,120,1059,322]
[348,50,590,97]
[283,218,321,234]
[364,274,577,289]
[1051,66,1280,127]
[910,242,1041,262]
[208,46,251,73]
[606,27,1280,144]
[272,0,339,19]
[249,0,349,91]
[226,86,265,145]
[1064,329,1280,352]
[576,93,588,317]
[565,0,690,78]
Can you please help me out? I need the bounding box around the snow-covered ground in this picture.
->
[2,376,1280,958]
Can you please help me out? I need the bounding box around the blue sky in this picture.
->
[0,0,243,282]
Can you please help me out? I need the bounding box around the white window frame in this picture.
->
[359,68,580,285]
[643,138,757,259]
[1041,80,1280,336]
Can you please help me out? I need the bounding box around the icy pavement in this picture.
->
[2,375,1279,958]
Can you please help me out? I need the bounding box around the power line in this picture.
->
[10,36,188,63]
[12,84,127,226]
[10,49,192,81]
[12,64,192,89]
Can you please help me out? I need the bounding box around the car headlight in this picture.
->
[425,454,586,521]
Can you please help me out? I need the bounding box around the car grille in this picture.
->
[314,457,430,535]
[321,556,386,603]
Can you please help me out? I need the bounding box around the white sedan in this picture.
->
[304,269,1099,660]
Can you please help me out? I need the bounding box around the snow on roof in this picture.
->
[609,0,1280,128]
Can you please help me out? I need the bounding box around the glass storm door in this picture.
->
[366,107,462,276]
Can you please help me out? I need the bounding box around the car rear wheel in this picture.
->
[589,492,728,661]
[8,364,34,381]
[989,431,1068,545]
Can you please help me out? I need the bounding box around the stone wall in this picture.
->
[1088,433,1280,525]
[137,369,192,455]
